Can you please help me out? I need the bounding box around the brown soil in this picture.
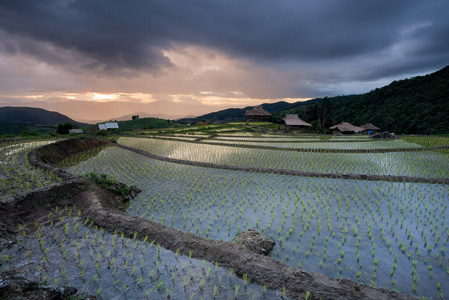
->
[234,228,276,255]
[35,137,113,166]
[0,275,96,300]
[0,138,418,300]
[0,182,88,237]
[27,137,114,182]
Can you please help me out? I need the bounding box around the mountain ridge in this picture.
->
[331,65,449,134]
[179,65,449,134]
[0,106,90,135]
[0,106,89,126]
[108,112,184,122]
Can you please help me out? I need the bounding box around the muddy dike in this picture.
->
[0,182,88,237]
[27,137,114,181]
[136,134,449,154]
[2,137,417,299]
[117,143,449,185]
[35,137,113,166]
[0,275,96,300]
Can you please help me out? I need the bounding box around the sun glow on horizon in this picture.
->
[92,93,120,101]
[282,97,313,103]
[23,95,44,99]
[194,95,312,106]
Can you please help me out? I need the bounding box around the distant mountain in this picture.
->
[179,115,198,120]
[0,106,90,135]
[110,112,188,122]
[0,106,89,126]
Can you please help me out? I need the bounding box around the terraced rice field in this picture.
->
[2,134,449,299]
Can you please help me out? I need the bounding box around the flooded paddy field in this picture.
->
[2,135,449,299]
[64,143,449,299]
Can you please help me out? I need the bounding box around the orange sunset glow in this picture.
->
[0,1,448,123]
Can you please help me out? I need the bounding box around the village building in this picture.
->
[105,122,119,129]
[282,114,311,132]
[329,122,364,134]
[245,105,271,122]
[360,123,380,134]
[99,122,119,131]
[68,129,84,134]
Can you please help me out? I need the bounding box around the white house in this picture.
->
[98,122,119,130]
[68,129,84,134]
[105,122,119,129]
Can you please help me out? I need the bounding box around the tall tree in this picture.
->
[305,103,318,123]
[318,97,332,133]
[57,122,74,134]
[305,98,333,133]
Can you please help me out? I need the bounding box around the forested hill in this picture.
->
[0,106,86,126]
[178,98,323,123]
[180,65,449,135]
[178,101,297,123]
[331,65,449,134]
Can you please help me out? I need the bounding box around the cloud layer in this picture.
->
[1,0,448,120]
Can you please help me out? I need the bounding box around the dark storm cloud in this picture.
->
[0,0,448,80]
[0,0,176,72]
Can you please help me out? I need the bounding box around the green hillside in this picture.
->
[330,66,449,134]
[84,117,174,133]
[181,65,449,135]
[116,117,171,130]
[0,107,89,136]
[178,100,319,124]
[0,107,87,126]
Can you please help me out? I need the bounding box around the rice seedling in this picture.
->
[4,135,447,299]
[117,136,449,179]
[1,208,284,299]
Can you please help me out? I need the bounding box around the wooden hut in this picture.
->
[282,114,311,132]
[329,122,364,134]
[360,123,380,134]
[245,105,271,122]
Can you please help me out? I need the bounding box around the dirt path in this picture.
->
[2,138,418,299]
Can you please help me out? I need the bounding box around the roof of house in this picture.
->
[105,122,119,129]
[245,105,271,116]
[99,122,119,130]
[282,114,311,127]
[329,122,364,132]
[360,123,380,131]
[68,129,84,134]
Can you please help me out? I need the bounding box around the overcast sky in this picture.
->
[1,0,448,122]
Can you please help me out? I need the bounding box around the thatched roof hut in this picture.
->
[360,123,380,134]
[329,122,364,134]
[282,114,311,131]
[245,105,271,121]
